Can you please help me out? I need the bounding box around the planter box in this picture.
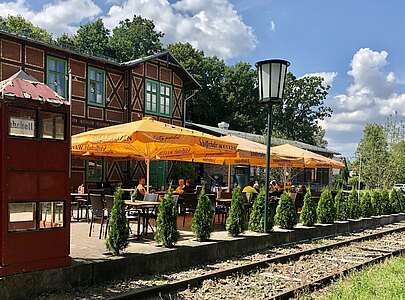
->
[380,215,391,226]
[334,221,350,234]
[361,217,375,229]
[348,219,362,232]
[314,223,336,237]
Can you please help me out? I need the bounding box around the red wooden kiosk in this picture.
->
[0,71,71,276]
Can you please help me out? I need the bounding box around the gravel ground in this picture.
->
[34,223,405,300]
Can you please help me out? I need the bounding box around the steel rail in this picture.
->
[107,224,405,300]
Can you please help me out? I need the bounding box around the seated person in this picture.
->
[253,181,260,192]
[184,178,194,193]
[135,177,146,200]
[175,178,185,194]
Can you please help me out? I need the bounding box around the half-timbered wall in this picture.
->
[0,33,188,191]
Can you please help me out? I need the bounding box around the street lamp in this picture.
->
[256,59,290,232]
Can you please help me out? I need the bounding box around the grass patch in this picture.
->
[319,255,405,300]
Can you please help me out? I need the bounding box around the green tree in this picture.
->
[226,186,246,236]
[248,189,273,232]
[316,188,336,224]
[155,190,180,247]
[300,189,317,226]
[389,189,402,214]
[335,189,347,220]
[360,190,374,217]
[275,192,297,229]
[272,73,332,146]
[106,187,129,255]
[75,19,110,57]
[356,124,391,189]
[371,190,383,216]
[347,188,361,219]
[192,188,214,241]
[55,33,76,49]
[390,141,405,184]
[0,15,51,42]
[109,16,164,62]
[381,189,391,215]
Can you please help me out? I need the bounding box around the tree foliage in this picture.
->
[360,190,374,217]
[347,188,361,219]
[300,189,317,226]
[381,189,391,215]
[155,190,180,247]
[389,189,402,214]
[0,15,52,42]
[106,187,129,255]
[226,186,246,236]
[371,190,383,216]
[275,192,297,229]
[355,124,391,189]
[335,189,347,220]
[192,188,214,241]
[316,188,336,224]
[248,189,273,232]
[390,141,405,184]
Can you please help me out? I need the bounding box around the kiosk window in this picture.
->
[8,202,36,231]
[9,108,36,138]
[86,160,103,182]
[38,202,64,229]
[41,112,65,140]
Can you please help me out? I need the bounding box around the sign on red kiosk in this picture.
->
[0,71,71,276]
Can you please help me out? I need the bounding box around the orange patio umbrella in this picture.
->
[71,117,238,192]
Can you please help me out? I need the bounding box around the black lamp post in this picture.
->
[256,59,290,232]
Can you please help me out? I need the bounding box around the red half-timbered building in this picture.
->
[0,31,199,191]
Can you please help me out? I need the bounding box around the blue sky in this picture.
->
[1,0,404,157]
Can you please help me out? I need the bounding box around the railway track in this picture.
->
[107,223,405,300]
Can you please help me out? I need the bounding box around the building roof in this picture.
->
[0,30,199,89]
[0,70,68,105]
[186,122,340,156]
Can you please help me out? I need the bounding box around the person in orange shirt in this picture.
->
[175,178,185,194]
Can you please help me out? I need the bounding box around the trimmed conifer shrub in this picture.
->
[300,189,317,226]
[192,187,214,241]
[155,190,180,247]
[226,186,246,236]
[389,189,402,214]
[275,192,297,229]
[347,188,361,219]
[371,190,383,215]
[399,191,405,213]
[316,188,336,224]
[360,190,374,217]
[381,189,391,215]
[248,189,273,232]
[106,187,129,255]
[335,189,347,221]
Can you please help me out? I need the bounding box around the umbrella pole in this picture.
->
[146,158,150,193]
[228,164,231,192]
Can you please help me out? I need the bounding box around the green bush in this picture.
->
[360,190,374,217]
[335,189,347,220]
[300,189,317,226]
[400,191,405,213]
[226,186,246,236]
[389,189,402,214]
[381,189,391,215]
[275,192,297,229]
[371,190,383,215]
[192,188,214,241]
[106,187,129,255]
[316,188,336,224]
[248,189,273,232]
[347,188,361,219]
[155,190,180,247]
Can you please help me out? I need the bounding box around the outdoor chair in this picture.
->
[243,192,254,221]
[88,194,105,239]
[143,193,159,233]
[126,208,142,239]
[182,193,198,227]
[103,195,114,238]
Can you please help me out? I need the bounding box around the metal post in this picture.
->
[358,153,361,200]
[68,68,72,179]
[264,104,273,232]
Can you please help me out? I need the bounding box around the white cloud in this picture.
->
[270,20,275,32]
[0,0,101,35]
[103,0,257,59]
[323,48,405,156]
[302,71,337,87]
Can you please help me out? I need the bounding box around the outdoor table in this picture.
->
[124,200,161,238]
[70,193,89,222]
[122,188,136,192]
